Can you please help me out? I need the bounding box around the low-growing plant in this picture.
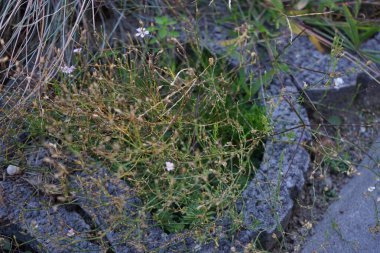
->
[34,41,270,233]
[323,154,351,175]
[290,0,380,53]
[149,16,180,44]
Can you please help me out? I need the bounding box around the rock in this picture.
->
[286,36,380,122]
[6,165,21,176]
[301,136,380,253]
[0,179,103,252]
[237,83,311,250]
[355,73,380,110]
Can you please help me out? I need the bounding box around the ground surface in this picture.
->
[273,106,380,253]
[1,2,380,252]
[271,33,380,253]
[302,136,380,253]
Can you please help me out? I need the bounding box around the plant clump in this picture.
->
[34,41,270,233]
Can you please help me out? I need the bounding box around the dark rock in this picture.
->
[355,73,380,110]
[0,179,103,252]
[288,35,380,122]
[280,36,359,88]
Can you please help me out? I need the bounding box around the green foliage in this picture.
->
[323,155,350,175]
[327,115,343,126]
[292,0,380,51]
[149,16,179,44]
[37,41,270,233]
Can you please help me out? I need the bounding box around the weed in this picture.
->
[35,41,269,233]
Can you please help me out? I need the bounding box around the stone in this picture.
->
[286,35,380,122]
[6,165,21,176]
[0,178,103,252]
[301,136,380,253]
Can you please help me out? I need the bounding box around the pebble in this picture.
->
[6,165,21,176]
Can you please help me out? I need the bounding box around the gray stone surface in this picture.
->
[361,32,380,57]
[302,137,380,253]
[0,178,103,252]
[68,168,166,253]
[236,84,311,250]
[355,73,380,110]
[289,34,380,120]
[281,36,359,88]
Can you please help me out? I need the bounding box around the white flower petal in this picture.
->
[334,77,344,88]
[60,65,75,74]
[73,48,82,53]
[368,186,376,192]
[165,161,175,172]
[67,228,75,237]
[135,27,149,38]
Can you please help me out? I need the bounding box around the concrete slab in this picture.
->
[302,137,380,253]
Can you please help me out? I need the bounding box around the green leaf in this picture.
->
[271,0,284,11]
[327,115,342,126]
[158,29,168,39]
[155,16,169,25]
[155,16,176,26]
[147,26,158,32]
[342,5,360,48]
[277,63,290,73]
[169,31,180,37]
[261,69,275,88]
[353,0,360,18]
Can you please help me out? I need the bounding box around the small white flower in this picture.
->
[334,77,344,88]
[73,48,82,54]
[135,27,149,38]
[165,161,175,172]
[67,228,75,237]
[60,65,75,74]
[368,186,376,192]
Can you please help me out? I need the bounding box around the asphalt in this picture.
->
[302,136,380,253]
